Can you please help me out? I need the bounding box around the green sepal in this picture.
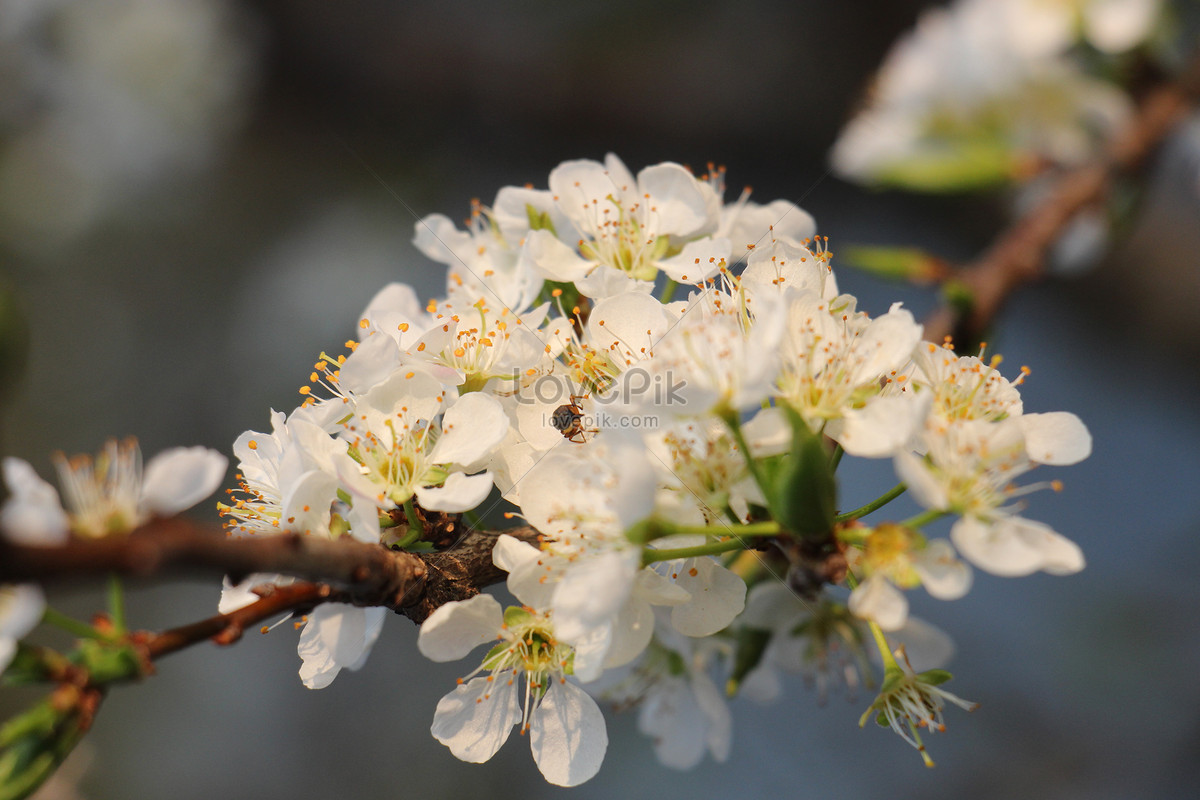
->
[918,668,954,686]
[877,667,906,695]
[525,203,557,235]
[503,605,533,628]
[726,626,772,696]
[767,406,837,543]
[480,641,510,671]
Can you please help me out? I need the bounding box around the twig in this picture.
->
[139,582,334,660]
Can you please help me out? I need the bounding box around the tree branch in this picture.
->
[0,517,541,624]
[923,54,1200,345]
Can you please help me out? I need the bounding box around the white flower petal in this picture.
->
[587,292,672,367]
[567,618,614,683]
[1,458,69,545]
[952,516,1085,577]
[552,550,638,643]
[1019,412,1092,465]
[1084,0,1160,53]
[694,670,733,763]
[739,662,783,704]
[415,471,494,513]
[601,597,655,670]
[670,559,746,637]
[656,237,732,283]
[636,162,710,237]
[429,393,510,468]
[218,573,288,613]
[492,533,540,573]
[638,677,708,770]
[882,617,956,673]
[529,680,608,787]
[418,594,503,663]
[297,604,385,689]
[913,539,972,599]
[524,228,596,283]
[431,675,521,763]
[831,393,929,458]
[413,213,473,266]
[140,447,228,517]
[632,566,691,607]
[848,574,909,631]
[337,331,402,393]
[0,584,45,641]
[894,450,948,510]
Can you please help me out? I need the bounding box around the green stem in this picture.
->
[900,508,948,529]
[664,521,780,538]
[846,571,901,673]
[836,483,908,523]
[643,538,746,564]
[106,574,126,635]
[40,609,105,641]
[392,528,421,549]
[717,406,768,496]
[403,498,423,535]
[660,278,680,304]
[829,443,844,471]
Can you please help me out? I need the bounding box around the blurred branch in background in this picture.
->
[923,48,1200,345]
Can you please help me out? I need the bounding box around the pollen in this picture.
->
[247,440,258,450]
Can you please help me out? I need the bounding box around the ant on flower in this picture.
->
[550,395,598,444]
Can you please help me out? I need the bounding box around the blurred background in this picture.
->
[2,1,1199,798]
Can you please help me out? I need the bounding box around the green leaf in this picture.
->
[768,406,837,543]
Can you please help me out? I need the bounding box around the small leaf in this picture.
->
[768,406,837,544]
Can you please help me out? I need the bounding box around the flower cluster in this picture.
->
[215,154,1091,784]
[830,0,1165,191]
